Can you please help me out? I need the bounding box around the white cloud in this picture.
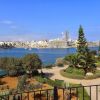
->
[0,20,17,29]
[0,20,13,25]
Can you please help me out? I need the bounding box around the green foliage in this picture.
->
[57,63,63,67]
[66,67,84,75]
[77,26,96,73]
[61,67,100,79]
[54,79,65,87]
[78,86,90,100]
[8,70,17,76]
[69,84,90,100]
[24,82,43,91]
[85,70,100,79]
[0,53,42,76]
[64,53,79,68]
[43,64,53,69]
[97,55,100,60]
[96,61,100,67]
[0,57,23,76]
[35,76,65,87]
[77,25,88,54]
[90,50,97,55]
[17,75,27,92]
[32,70,39,76]
[64,26,97,75]
[0,57,22,71]
[22,53,42,71]
[61,67,85,79]
[56,58,64,67]
[98,41,100,55]
[79,48,96,74]
[65,51,97,74]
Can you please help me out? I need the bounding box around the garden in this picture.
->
[61,26,100,80]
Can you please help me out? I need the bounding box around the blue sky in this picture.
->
[0,0,100,41]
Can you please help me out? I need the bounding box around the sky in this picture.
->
[0,0,100,41]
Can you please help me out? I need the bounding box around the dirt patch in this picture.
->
[1,76,18,89]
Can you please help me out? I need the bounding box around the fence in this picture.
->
[0,84,100,100]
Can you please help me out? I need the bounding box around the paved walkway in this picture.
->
[41,66,100,100]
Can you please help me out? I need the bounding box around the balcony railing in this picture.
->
[0,84,100,100]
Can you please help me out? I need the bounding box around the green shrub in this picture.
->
[65,67,84,75]
[55,58,64,67]
[44,64,53,69]
[65,67,73,73]
[55,79,65,87]
[32,70,39,76]
[35,76,46,83]
[17,75,27,92]
[57,63,63,67]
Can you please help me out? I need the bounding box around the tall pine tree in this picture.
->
[98,41,100,54]
[77,25,96,74]
[77,25,88,54]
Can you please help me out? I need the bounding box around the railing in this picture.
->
[0,84,100,100]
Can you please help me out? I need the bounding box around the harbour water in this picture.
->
[0,47,99,65]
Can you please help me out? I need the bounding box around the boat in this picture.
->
[24,47,27,49]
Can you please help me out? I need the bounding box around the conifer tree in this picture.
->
[77,25,88,54]
[98,41,100,55]
[77,25,96,74]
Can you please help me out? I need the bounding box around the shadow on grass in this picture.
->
[44,72,54,78]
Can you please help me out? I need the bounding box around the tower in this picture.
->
[63,31,69,47]
[64,31,69,42]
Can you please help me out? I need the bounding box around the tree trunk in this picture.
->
[84,67,87,75]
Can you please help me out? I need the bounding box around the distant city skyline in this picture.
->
[0,0,100,41]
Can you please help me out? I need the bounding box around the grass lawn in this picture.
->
[60,67,85,79]
[96,61,100,67]
[60,67,100,79]
[35,76,65,87]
